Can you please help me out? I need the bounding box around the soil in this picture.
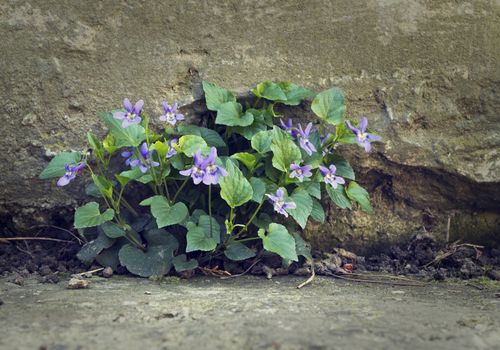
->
[0,275,499,350]
[1,229,499,284]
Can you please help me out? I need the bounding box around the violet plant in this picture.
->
[39,81,381,277]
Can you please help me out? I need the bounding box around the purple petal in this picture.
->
[334,176,346,185]
[203,173,218,185]
[123,98,133,112]
[359,117,368,132]
[284,201,297,210]
[218,166,228,177]
[266,194,278,202]
[304,122,312,136]
[276,188,285,199]
[139,164,148,173]
[172,102,178,112]
[121,151,132,158]
[162,102,171,112]
[319,165,329,176]
[328,164,337,174]
[139,143,149,158]
[57,175,71,187]
[129,159,141,168]
[290,162,300,171]
[113,111,126,120]
[133,99,144,115]
[193,150,205,168]
[367,134,381,141]
[363,141,372,152]
[179,168,192,177]
[121,119,132,128]
[345,121,359,134]
[176,113,185,121]
[159,114,167,122]
[192,175,203,185]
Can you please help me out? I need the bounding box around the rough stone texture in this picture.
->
[1,0,499,250]
[1,276,499,350]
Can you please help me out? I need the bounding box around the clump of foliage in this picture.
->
[39,81,381,277]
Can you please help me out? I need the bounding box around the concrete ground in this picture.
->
[0,275,499,350]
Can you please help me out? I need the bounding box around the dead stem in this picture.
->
[0,237,75,244]
[297,260,316,289]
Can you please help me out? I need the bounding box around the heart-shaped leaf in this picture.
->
[77,231,115,265]
[286,190,313,229]
[148,196,188,228]
[74,202,115,229]
[249,177,266,203]
[39,152,82,179]
[215,101,254,127]
[346,182,373,214]
[219,161,253,208]
[270,127,301,172]
[202,81,236,111]
[258,223,298,261]
[224,242,256,261]
[172,254,199,272]
[311,87,346,125]
[186,222,217,252]
[251,130,273,154]
[326,184,352,209]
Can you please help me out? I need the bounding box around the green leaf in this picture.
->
[219,161,253,208]
[150,196,188,228]
[118,231,178,277]
[326,184,352,209]
[119,167,143,181]
[77,231,115,265]
[95,240,125,270]
[178,125,227,149]
[149,140,169,159]
[85,183,101,198]
[224,242,256,261]
[198,215,221,244]
[258,223,298,262]
[178,135,209,156]
[39,152,81,179]
[186,222,217,252]
[100,221,125,238]
[100,112,146,148]
[202,81,236,111]
[234,109,270,140]
[230,152,257,170]
[329,154,355,180]
[311,87,346,125]
[292,232,313,261]
[251,130,272,154]
[136,174,153,184]
[215,101,253,127]
[103,133,118,154]
[286,190,313,229]
[270,127,301,172]
[139,195,163,206]
[87,132,104,161]
[298,182,321,200]
[74,202,115,229]
[252,81,315,106]
[310,198,326,224]
[252,213,272,230]
[91,174,113,199]
[172,254,199,272]
[249,177,266,203]
[346,182,373,214]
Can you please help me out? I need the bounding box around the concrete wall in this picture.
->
[1,0,499,251]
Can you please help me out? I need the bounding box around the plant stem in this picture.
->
[208,184,213,237]
[172,177,189,202]
[235,201,264,237]
[235,237,260,243]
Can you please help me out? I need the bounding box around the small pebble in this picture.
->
[102,267,113,278]
[144,291,152,295]
[67,278,90,289]
[39,265,52,276]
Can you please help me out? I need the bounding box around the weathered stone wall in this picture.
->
[1,0,499,251]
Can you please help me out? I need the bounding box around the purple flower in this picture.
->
[166,138,178,159]
[129,143,159,173]
[202,147,227,185]
[319,165,345,189]
[345,117,381,152]
[159,102,185,126]
[57,162,86,187]
[179,150,207,185]
[289,162,313,182]
[297,123,317,156]
[265,188,296,217]
[121,148,134,166]
[280,118,298,138]
[113,98,143,128]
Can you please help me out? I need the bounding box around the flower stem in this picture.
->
[172,177,189,203]
[235,201,264,238]
[208,184,213,237]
